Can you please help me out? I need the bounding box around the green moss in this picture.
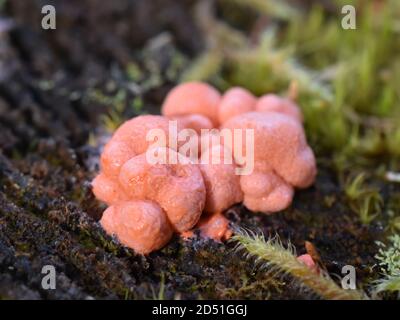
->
[376,235,400,276]
[374,235,400,297]
[151,272,166,300]
[126,62,143,82]
[223,0,300,21]
[131,96,144,114]
[374,275,400,296]
[344,173,383,225]
[232,231,365,300]
[219,273,284,299]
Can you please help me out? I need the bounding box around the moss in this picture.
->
[374,235,400,297]
[88,89,127,132]
[126,62,143,82]
[150,272,166,300]
[131,96,144,114]
[344,173,383,225]
[374,275,400,297]
[222,0,300,21]
[376,235,400,276]
[232,231,365,300]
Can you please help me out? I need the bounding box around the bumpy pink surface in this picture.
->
[100,201,173,254]
[161,81,221,126]
[101,115,185,177]
[223,112,316,188]
[200,145,243,213]
[92,83,317,254]
[92,173,129,205]
[240,172,294,213]
[223,111,316,213]
[218,87,256,124]
[169,114,214,134]
[255,94,303,122]
[119,148,206,232]
[197,212,232,241]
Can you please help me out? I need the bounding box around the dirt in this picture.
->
[0,0,386,299]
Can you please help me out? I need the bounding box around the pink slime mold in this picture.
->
[92,82,317,254]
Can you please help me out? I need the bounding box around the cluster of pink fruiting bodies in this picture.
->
[92,82,317,254]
